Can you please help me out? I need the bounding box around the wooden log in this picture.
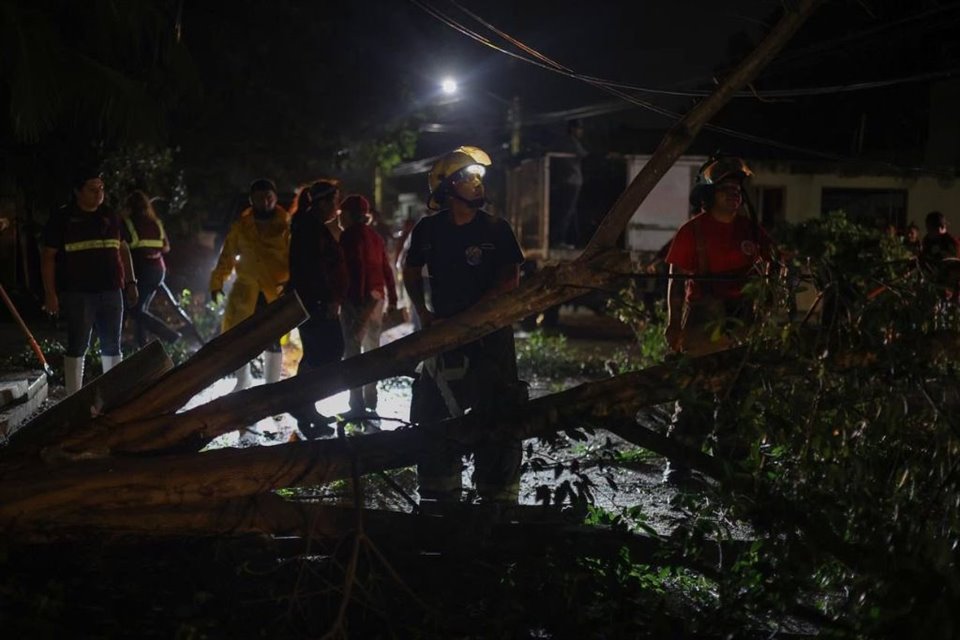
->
[0,350,748,524]
[18,495,747,576]
[0,341,172,464]
[94,251,634,454]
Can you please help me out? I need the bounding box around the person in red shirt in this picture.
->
[665,161,772,356]
[338,194,398,428]
[662,157,773,486]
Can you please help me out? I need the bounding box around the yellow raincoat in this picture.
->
[210,206,291,332]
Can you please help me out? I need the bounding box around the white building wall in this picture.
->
[751,164,960,228]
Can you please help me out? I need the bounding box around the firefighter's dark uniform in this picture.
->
[405,209,526,503]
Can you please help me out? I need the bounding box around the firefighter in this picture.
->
[120,190,171,348]
[41,168,139,395]
[210,178,290,393]
[403,146,527,505]
[662,156,774,485]
[664,156,772,355]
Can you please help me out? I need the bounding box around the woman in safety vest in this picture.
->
[120,190,170,348]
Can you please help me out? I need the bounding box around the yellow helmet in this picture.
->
[427,145,492,210]
[700,156,753,184]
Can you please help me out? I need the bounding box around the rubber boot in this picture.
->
[64,356,84,396]
[101,354,123,374]
[264,350,283,385]
[233,362,252,391]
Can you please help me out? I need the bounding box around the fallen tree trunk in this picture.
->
[23,495,750,575]
[79,251,634,454]
[0,349,750,524]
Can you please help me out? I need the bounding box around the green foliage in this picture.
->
[160,289,224,365]
[516,329,609,380]
[607,282,669,369]
[341,124,418,175]
[100,145,191,232]
[653,211,960,636]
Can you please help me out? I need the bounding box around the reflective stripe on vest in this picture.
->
[124,217,166,249]
[64,239,121,252]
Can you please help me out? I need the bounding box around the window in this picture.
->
[757,187,785,230]
[821,188,907,229]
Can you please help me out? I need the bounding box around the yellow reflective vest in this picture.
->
[210,206,291,332]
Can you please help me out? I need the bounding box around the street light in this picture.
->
[436,76,521,156]
[440,77,458,96]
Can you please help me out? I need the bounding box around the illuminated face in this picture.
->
[75,178,105,212]
[250,189,278,213]
[713,180,743,213]
[451,164,485,202]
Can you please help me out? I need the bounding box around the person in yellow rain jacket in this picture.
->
[210,178,290,392]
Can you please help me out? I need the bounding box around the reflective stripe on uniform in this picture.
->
[124,217,166,249]
[421,354,470,416]
[132,238,165,249]
[64,239,121,252]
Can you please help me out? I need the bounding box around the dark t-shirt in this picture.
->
[920,233,960,268]
[43,204,125,293]
[405,210,523,318]
[289,211,348,313]
[920,232,960,291]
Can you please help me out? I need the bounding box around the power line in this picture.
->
[424,0,837,159]
[415,0,952,174]
[445,0,958,99]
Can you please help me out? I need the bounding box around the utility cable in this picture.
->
[447,0,958,99]
[423,0,837,159]
[416,0,951,173]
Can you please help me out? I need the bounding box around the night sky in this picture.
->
[173,0,959,192]
[4,1,957,214]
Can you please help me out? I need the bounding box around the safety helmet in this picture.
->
[699,156,753,185]
[427,145,492,210]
